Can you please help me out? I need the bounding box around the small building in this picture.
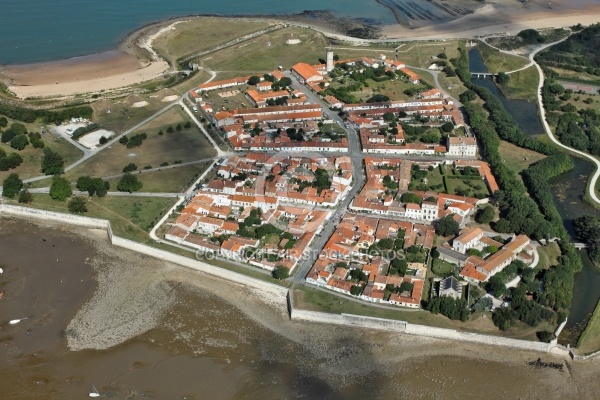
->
[447,136,477,157]
[291,63,324,84]
[439,276,463,299]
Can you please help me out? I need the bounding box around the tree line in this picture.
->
[453,46,581,321]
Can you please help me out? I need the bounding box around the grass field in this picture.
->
[202,27,329,73]
[498,140,546,174]
[153,17,271,63]
[536,242,561,269]
[20,194,176,243]
[105,162,212,193]
[431,258,455,277]
[92,88,183,133]
[391,41,461,69]
[476,42,530,73]
[499,66,540,102]
[444,176,489,197]
[293,285,549,340]
[66,108,216,180]
[576,299,600,354]
[0,118,83,182]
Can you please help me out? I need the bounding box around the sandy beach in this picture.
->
[1,1,599,100]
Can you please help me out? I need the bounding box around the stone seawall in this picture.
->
[291,308,408,332]
[0,204,288,301]
[0,204,563,355]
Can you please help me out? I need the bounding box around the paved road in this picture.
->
[27,188,182,198]
[180,100,231,157]
[286,73,367,283]
[530,35,600,206]
[101,156,222,180]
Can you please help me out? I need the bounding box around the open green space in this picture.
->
[498,140,546,174]
[392,41,461,69]
[536,242,561,269]
[105,162,212,193]
[444,176,489,198]
[202,27,329,72]
[153,17,271,63]
[66,108,216,180]
[20,194,176,243]
[91,88,182,134]
[499,66,540,102]
[431,258,456,277]
[476,42,529,73]
[576,299,600,354]
[0,118,83,182]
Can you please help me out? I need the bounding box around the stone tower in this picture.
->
[326,47,334,72]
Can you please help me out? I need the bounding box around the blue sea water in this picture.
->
[0,1,395,64]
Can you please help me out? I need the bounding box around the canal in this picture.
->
[468,47,600,343]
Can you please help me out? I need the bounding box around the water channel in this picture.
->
[468,48,600,343]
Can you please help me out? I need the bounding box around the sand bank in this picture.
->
[2,2,600,100]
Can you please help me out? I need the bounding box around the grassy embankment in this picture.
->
[152,17,271,65]
[577,300,600,354]
[292,285,553,341]
[498,141,546,175]
[476,42,539,102]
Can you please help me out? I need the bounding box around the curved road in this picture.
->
[529,36,600,206]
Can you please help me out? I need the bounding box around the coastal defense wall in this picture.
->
[0,203,110,230]
[0,204,288,302]
[0,204,563,355]
[290,308,408,333]
[404,324,551,352]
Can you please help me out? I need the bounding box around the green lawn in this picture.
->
[66,108,216,180]
[499,66,540,102]
[431,258,455,277]
[498,140,546,174]
[476,42,530,73]
[576,299,600,354]
[444,176,489,198]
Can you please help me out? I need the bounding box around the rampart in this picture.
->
[0,203,570,355]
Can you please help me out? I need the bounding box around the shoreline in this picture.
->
[0,202,578,357]
[1,6,599,99]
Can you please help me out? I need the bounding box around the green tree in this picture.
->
[41,148,65,175]
[248,75,261,85]
[10,134,28,150]
[184,121,192,129]
[176,123,182,131]
[18,189,33,204]
[400,192,422,204]
[0,116,7,127]
[350,285,363,296]
[2,173,22,198]
[435,215,460,236]
[166,125,174,133]
[117,173,143,193]
[492,307,517,331]
[123,163,138,173]
[495,72,510,84]
[441,122,454,132]
[476,205,495,224]
[68,196,88,214]
[272,266,289,280]
[49,176,72,201]
[399,282,414,293]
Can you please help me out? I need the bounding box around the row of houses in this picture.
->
[305,214,431,308]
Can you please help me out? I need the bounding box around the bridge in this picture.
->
[471,72,495,79]
[573,243,588,250]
